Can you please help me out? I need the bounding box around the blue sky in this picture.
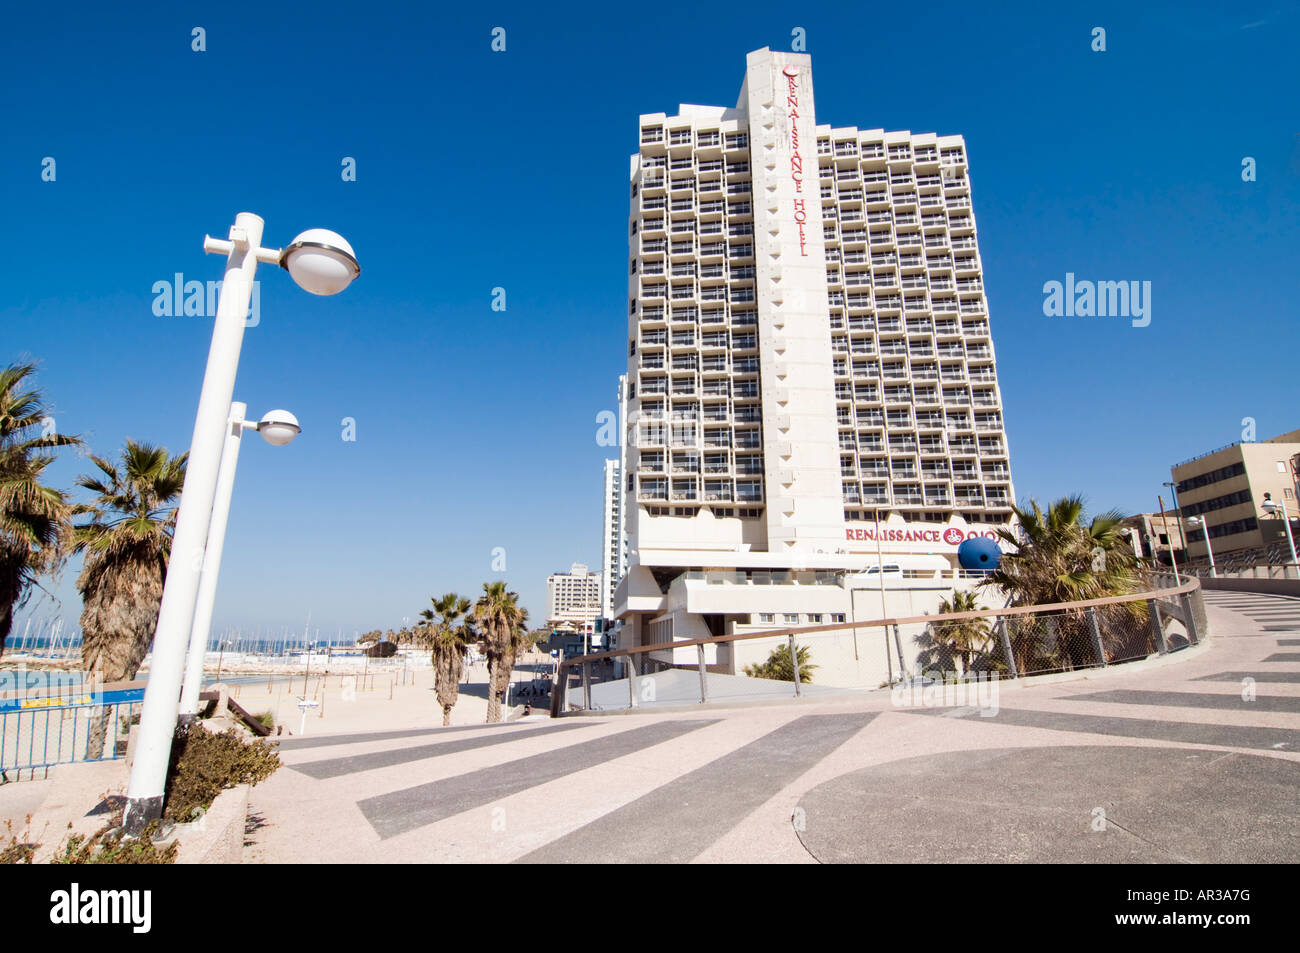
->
[3,1,1298,640]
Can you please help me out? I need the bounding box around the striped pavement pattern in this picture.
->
[244,588,1300,863]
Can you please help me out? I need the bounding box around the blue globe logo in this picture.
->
[957,536,1001,571]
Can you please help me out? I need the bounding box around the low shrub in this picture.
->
[164,723,281,821]
[1,817,36,865]
[6,811,178,865]
[50,821,178,865]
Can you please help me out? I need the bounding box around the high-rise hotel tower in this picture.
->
[614,49,1016,685]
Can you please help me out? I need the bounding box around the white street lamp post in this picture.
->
[123,214,358,835]
[1262,494,1300,574]
[179,404,301,720]
[1185,516,1217,578]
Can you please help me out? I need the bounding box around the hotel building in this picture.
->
[546,563,603,633]
[1171,429,1300,564]
[613,48,1016,686]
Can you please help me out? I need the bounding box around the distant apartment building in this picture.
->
[614,48,1016,688]
[1171,429,1300,563]
[1120,513,1187,564]
[546,563,603,633]
[601,458,627,616]
[601,375,630,618]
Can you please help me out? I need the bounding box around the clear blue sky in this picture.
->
[3,1,1298,640]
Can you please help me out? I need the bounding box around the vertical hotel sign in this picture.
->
[782,64,809,257]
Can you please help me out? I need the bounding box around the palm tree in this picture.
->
[418,592,473,726]
[0,363,80,655]
[982,495,1149,668]
[924,590,991,677]
[743,643,817,683]
[473,581,527,723]
[73,441,187,683]
[497,605,531,704]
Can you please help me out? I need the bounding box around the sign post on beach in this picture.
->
[297,698,320,736]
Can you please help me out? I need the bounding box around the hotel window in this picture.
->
[758,613,775,624]
[783,614,799,624]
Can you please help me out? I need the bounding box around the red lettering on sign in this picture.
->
[784,67,809,256]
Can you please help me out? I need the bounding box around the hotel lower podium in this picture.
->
[615,48,1017,688]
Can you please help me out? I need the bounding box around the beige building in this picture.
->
[1120,513,1187,565]
[1170,429,1300,563]
[546,563,603,633]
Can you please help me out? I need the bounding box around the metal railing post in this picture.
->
[998,617,1018,678]
[582,661,592,710]
[788,635,802,697]
[627,654,638,708]
[1180,593,1199,645]
[1148,599,1169,654]
[1088,607,1107,667]
[697,643,709,703]
[892,624,907,681]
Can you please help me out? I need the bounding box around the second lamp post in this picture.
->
[178,403,301,720]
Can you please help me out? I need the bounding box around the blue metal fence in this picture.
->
[0,699,142,780]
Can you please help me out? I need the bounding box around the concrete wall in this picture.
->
[177,783,249,865]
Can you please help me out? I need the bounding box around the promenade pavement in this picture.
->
[244,590,1300,863]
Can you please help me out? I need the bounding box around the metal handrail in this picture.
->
[552,576,1202,715]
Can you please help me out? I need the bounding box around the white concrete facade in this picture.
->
[616,49,1017,687]
[546,563,602,632]
[601,457,626,617]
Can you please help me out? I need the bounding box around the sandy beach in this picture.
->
[208,651,556,736]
